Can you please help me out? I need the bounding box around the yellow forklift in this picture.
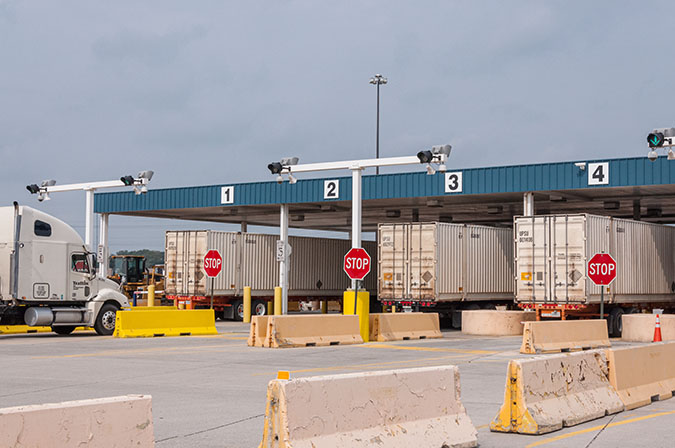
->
[108,255,165,305]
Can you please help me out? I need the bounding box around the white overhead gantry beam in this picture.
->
[268,146,451,314]
[26,171,154,276]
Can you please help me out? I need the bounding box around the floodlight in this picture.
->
[280,157,299,166]
[138,170,154,181]
[41,179,56,187]
[432,144,452,156]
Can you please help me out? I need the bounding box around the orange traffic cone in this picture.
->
[653,314,663,342]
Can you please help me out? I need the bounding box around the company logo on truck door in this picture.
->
[33,283,50,299]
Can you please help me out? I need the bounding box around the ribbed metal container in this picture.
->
[514,214,675,305]
[378,222,514,302]
[165,231,376,297]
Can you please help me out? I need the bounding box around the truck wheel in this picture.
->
[52,326,77,335]
[608,308,624,338]
[94,304,118,336]
[253,300,267,316]
[232,300,244,321]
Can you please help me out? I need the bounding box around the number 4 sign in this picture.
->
[588,162,609,186]
[444,171,462,193]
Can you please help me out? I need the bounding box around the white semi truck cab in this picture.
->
[0,203,129,335]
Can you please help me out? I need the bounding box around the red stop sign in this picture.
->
[344,247,371,280]
[588,253,617,286]
[203,249,222,278]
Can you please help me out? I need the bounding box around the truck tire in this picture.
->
[52,326,77,335]
[94,304,118,336]
[253,300,267,316]
[232,299,244,321]
[608,308,624,338]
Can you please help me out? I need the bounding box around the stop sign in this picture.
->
[587,253,617,286]
[203,249,223,278]
[344,247,371,280]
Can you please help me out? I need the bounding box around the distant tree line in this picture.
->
[115,249,164,267]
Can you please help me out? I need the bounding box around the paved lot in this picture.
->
[2,320,674,447]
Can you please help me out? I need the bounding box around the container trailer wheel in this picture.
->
[253,300,267,316]
[232,299,244,321]
[608,308,624,338]
[52,326,76,335]
[94,303,118,336]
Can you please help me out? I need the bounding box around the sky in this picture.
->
[1,1,674,252]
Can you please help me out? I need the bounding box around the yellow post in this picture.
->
[267,300,273,315]
[274,287,282,315]
[147,285,155,307]
[243,286,252,323]
[392,303,397,313]
[343,290,369,342]
[320,300,327,314]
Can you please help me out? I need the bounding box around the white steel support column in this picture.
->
[98,213,109,277]
[523,192,535,216]
[279,204,289,314]
[84,188,95,250]
[240,221,248,233]
[351,168,362,290]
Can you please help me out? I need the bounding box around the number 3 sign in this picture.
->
[444,172,463,193]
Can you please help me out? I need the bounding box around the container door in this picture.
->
[408,223,436,301]
[515,216,551,303]
[378,224,408,300]
[549,215,587,304]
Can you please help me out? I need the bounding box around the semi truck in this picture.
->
[0,203,129,335]
[165,230,377,320]
[378,222,514,328]
[514,214,675,336]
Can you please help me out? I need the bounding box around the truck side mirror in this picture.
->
[90,253,97,277]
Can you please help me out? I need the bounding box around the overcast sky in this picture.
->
[2,1,673,252]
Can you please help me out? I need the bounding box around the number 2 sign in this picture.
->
[324,180,339,199]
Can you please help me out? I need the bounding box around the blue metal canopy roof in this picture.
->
[95,156,675,214]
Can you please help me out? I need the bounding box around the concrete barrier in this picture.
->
[259,366,477,447]
[622,314,675,342]
[461,310,536,336]
[113,309,218,338]
[368,312,442,341]
[520,320,610,354]
[247,315,270,347]
[490,350,623,435]
[606,342,675,410]
[263,315,363,348]
[0,395,154,447]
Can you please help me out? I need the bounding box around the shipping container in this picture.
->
[165,230,377,298]
[378,222,514,309]
[514,214,675,308]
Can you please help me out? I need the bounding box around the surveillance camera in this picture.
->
[276,175,284,184]
[647,150,659,162]
[574,162,586,171]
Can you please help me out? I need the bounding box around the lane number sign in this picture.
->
[445,171,463,193]
[588,162,609,186]
[324,180,339,199]
[221,186,234,204]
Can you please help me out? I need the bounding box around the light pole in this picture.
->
[268,144,451,313]
[26,171,154,276]
[369,74,387,175]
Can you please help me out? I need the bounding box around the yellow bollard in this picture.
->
[147,285,155,307]
[392,303,397,313]
[274,287,282,315]
[243,286,252,323]
[343,290,369,342]
[321,300,328,314]
[267,301,273,315]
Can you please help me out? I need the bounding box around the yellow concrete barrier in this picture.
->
[520,320,610,354]
[247,315,270,347]
[250,315,363,348]
[606,342,675,410]
[462,310,536,336]
[259,365,477,447]
[113,309,217,338]
[621,314,675,342]
[369,312,442,342]
[490,350,623,435]
[0,395,154,447]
